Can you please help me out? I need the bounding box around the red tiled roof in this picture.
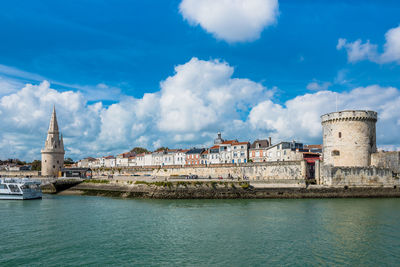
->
[232,141,249,145]
[210,145,219,149]
[222,140,238,145]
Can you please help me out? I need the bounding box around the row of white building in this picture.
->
[77,133,322,169]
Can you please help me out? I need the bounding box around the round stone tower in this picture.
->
[321,110,377,167]
[41,106,65,177]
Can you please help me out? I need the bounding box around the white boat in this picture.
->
[0,178,42,200]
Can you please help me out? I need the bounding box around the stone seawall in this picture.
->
[0,170,39,177]
[91,161,307,182]
[61,182,400,199]
[320,164,400,187]
[151,161,306,182]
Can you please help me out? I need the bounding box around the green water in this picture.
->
[1,196,400,266]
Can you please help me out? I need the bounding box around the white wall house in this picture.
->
[231,142,249,163]
[265,141,304,162]
[103,156,116,168]
[144,154,153,166]
[174,150,187,166]
[128,156,136,167]
[208,146,221,164]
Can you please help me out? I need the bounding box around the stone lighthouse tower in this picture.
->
[41,106,65,177]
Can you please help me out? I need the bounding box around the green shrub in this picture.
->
[239,182,250,189]
[135,181,149,185]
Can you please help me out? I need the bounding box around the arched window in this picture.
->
[338,132,342,138]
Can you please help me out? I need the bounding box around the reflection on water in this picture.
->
[1,196,400,266]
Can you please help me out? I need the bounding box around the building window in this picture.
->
[339,132,342,138]
[332,150,340,156]
[53,165,55,168]
[57,160,59,163]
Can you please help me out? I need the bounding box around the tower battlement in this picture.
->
[321,110,377,124]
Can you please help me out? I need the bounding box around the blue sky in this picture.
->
[0,0,399,160]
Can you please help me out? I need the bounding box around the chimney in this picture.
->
[268,137,272,147]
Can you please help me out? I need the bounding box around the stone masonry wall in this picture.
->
[321,110,377,167]
[320,164,399,187]
[0,170,39,177]
[151,161,306,183]
[371,151,400,174]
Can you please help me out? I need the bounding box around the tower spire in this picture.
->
[48,105,59,133]
[41,105,65,177]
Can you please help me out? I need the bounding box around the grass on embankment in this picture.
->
[134,180,251,189]
[83,179,110,184]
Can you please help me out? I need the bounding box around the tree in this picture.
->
[64,158,75,164]
[130,147,149,154]
[31,160,41,171]
[16,159,26,165]
[155,147,168,152]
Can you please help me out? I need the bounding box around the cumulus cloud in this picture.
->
[249,85,400,145]
[1,59,399,161]
[337,25,400,64]
[158,57,270,132]
[306,81,332,91]
[179,0,279,43]
[0,81,103,160]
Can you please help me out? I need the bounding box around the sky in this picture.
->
[0,0,399,161]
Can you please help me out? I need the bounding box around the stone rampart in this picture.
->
[320,164,399,187]
[91,161,307,183]
[151,161,306,183]
[0,170,39,177]
[371,151,400,174]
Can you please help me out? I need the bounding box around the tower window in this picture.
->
[332,150,340,156]
[53,165,55,168]
[338,132,342,138]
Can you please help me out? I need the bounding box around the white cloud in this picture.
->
[306,81,332,91]
[158,57,270,133]
[179,0,279,43]
[0,81,103,160]
[1,59,400,161]
[337,25,400,64]
[380,26,400,63]
[249,85,400,145]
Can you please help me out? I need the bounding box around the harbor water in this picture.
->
[1,195,400,266]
